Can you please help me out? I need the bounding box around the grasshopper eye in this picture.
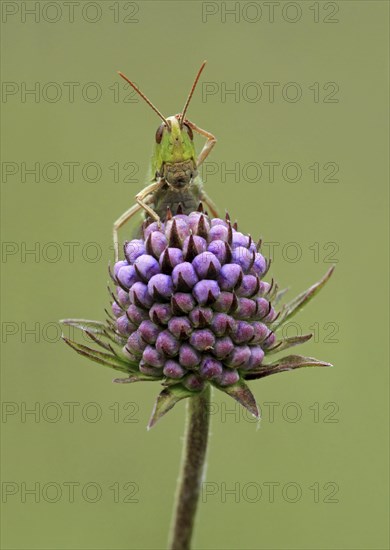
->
[155,124,165,144]
[183,123,193,141]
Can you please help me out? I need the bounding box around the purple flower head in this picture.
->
[63,205,334,427]
[108,211,299,393]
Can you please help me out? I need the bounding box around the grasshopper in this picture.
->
[113,61,218,261]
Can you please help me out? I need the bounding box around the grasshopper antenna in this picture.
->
[117,71,168,125]
[179,60,207,128]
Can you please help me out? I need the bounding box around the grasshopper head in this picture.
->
[154,116,197,189]
[118,61,206,189]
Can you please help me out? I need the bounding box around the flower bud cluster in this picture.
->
[111,211,277,391]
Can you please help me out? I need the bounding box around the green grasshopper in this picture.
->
[113,61,218,261]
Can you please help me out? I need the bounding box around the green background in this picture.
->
[1,1,389,549]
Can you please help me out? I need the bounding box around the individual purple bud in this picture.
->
[189,307,213,328]
[263,306,277,323]
[207,240,229,264]
[149,303,172,325]
[125,240,146,263]
[127,304,149,325]
[187,213,210,237]
[116,288,130,308]
[117,265,138,289]
[117,315,136,336]
[232,231,249,248]
[179,343,201,368]
[232,246,254,273]
[251,253,267,276]
[189,329,215,351]
[174,213,189,223]
[210,218,228,227]
[241,346,265,370]
[147,274,173,300]
[209,224,229,242]
[212,336,234,359]
[134,254,160,281]
[183,373,205,392]
[251,322,270,344]
[121,346,137,362]
[235,298,257,320]
[231,321,255,344]
[114,260,127,277]
[199,356,223,380]
[139,361,163,377]
[143,222,161,239]
[172,262,199,290]
[159,248,184,273]
[236,275,259,298]
[168,316,193,339]
[212,291,235,313]
[129,282,153,309]
[165,217,191,244]
[192,252,221,279]
[142,345,165,368]
[218,263,242,291]
[215,368,240,387]
[225,345,251,367]
[210,313,234,337]
[112,301,122,318]
[262,331,276,349]
[171,292,196,314]
[254,298,271,319]
[195,214,211,238]
[163,360,186,379]
[155,330,180,357]
[147,231,167,258]
[193,280,220,306]
[259,281,272,295]
[127,330,147,356]
[182,235,207,258]
[138,320,161,344]
[187,212,203,233]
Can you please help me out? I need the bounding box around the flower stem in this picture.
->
[169,385,211,550]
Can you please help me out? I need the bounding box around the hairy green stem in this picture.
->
[169,385,211,550]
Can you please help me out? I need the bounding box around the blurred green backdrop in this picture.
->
[1,1,389,549]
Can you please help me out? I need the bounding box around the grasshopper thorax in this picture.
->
[154,115,198,189]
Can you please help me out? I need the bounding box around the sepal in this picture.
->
[265,333,312,355]
[272,266,334,330]
[61,336,135,373]
[244,354,333,380]
[214,379,259,418]
[148,385,193,429]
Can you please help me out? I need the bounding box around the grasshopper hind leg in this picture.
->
[200,190,219,218]
[113,180,163,261]
[113,203,143,262]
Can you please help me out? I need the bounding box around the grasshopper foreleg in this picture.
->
[135,180,163,225]
[185,120,217,167]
